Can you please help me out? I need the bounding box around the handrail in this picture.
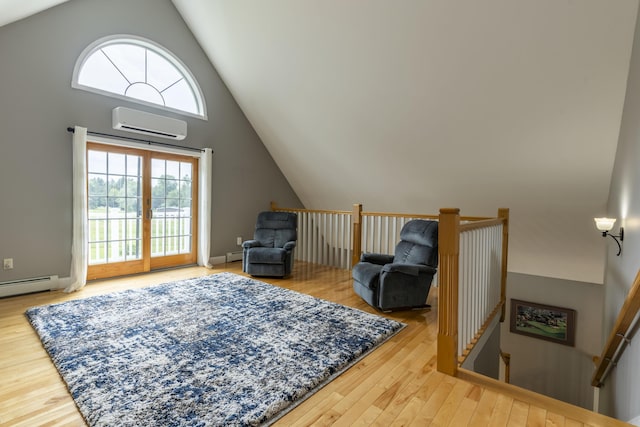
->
[361,211,438,219]
[271,202,350,215]
[362,210,493,222]
[592,268,640,387]
[460,217,504,232]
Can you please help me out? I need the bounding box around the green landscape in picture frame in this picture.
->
[510,299,576,346]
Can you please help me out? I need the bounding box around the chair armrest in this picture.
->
[242,240,262,249]
[283,241,296,250]
[360,253,394,265]
[382,263,437,277]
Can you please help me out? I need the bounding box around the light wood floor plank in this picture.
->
[431,380,474,425]
[490,393,516,427]
[286,391,344,427]
[410,375,456,424]
[0,262,631,426]
[331,385,388,427]
[528,406,548,427]
[469,388,500,426]
[546,411,567,427]
[447,395,480,426]
[389,395,428,427]
[350,405,384,426]
[371,366,442,426]
[508,400,531,426]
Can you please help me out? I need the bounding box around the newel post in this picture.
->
[437,208,460,376]
[351,204,363,268]
[498,208,509,322]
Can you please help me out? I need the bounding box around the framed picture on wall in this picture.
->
[510,299,576,346]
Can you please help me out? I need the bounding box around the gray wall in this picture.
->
[461,317,501,381]
[599,2,640,422]
[0,0,302,283]
[473,323,500,380]
[500,272,603,410]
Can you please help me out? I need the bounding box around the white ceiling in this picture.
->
[172,0,639,283]
[2,0,638,283]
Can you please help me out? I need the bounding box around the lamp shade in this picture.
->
[594,217,616,232]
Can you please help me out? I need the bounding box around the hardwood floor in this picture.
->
[0,262,629,426]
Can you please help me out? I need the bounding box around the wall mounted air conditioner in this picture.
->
[112,107,187,140]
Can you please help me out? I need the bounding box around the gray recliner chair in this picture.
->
[242,211,297,278]
[352,219,438,311]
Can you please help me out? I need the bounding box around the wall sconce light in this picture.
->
[594,217,624,256]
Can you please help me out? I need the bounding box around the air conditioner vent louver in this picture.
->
[112,107,187,140]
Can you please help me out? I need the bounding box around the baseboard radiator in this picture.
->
[226,251,243,263]
[0,275,59,298]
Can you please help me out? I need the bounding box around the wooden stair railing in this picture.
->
[272,202,510,379]
[592,268,640,387]
[271,202,353,269]
[437,208,509,376]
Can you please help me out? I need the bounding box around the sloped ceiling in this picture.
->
[172,0,638,283]
[0,0,636,283]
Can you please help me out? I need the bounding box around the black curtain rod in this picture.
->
[66,127,209,154]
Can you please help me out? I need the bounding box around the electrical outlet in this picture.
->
[3,258,13,270]
[236,236,243,246]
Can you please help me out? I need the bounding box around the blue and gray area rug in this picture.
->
[26,272,405,426]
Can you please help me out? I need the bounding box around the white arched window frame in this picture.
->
[72,35,207,120]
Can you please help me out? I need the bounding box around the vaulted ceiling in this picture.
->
[172,0,639,284]
[2,0,638,283]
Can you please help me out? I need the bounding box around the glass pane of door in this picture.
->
[86,143,197,280]
[150,158,194,258]
[87,150,143,265]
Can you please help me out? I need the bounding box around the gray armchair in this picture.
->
[352,219,438,311]
[242,211,297,278]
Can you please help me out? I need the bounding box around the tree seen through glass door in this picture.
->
[87,150,143,265]
[151,158,193,257]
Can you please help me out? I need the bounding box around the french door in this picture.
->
[86,143,198,280]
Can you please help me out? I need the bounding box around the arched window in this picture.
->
[73,35,207,119]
